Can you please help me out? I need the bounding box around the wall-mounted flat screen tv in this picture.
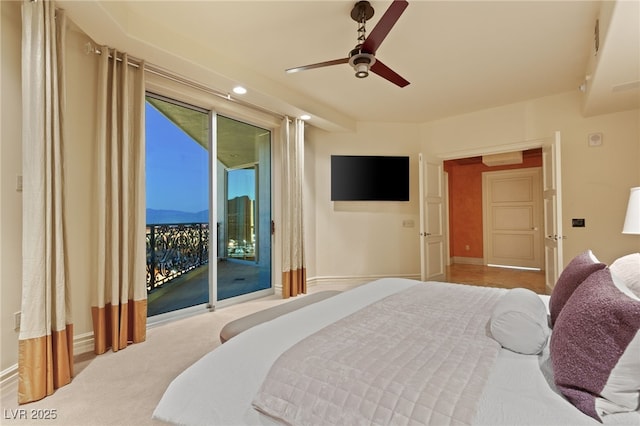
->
[331,155,410,201]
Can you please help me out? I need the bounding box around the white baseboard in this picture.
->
[1,364,18,391]
[308,273,421,288]
[73,332,95,355]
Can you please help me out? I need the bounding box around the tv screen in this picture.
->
[331,155,410,201]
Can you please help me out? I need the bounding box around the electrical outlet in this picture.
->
[402,219,414,228]
[16,175,23,192]
[14,311,21,331]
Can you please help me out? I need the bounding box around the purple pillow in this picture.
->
[550,269,640,421]
[549,250,606,327]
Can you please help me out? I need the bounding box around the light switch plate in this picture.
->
[572,218,586,227]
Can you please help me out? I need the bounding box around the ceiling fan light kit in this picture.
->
[355,63,369,78]
[286,0,410,87]
[349,51,376,78]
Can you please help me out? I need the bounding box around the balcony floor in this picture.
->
[147,258,268,317]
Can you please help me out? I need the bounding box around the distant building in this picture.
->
[227,195,255,259]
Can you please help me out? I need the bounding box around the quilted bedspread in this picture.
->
[252,282,505,425]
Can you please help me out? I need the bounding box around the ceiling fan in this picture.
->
[286,0,410,88]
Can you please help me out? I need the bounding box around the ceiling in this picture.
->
[61,1,639,131]
[147,95,270,169]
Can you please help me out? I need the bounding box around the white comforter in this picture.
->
[253,283,503,425]
[153,278,640,425]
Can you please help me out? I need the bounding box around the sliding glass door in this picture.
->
[216,116,272,301]
[145,94,272,317]
[145,95,210,317]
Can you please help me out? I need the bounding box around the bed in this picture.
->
[153,251,640,425]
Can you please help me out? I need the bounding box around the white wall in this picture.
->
[63,14,101,355]
[306,122,423,284]
[1,0,24,373]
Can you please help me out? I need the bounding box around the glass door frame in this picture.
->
[223,164,258,262]
[145,92,213,324]
[212,111,274,309]
[144,80,277,325]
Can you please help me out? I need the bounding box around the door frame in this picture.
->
[429,133,563,289]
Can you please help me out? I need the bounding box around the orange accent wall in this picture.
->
[444,152,542,260]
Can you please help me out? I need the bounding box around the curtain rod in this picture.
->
[84,42,284,121]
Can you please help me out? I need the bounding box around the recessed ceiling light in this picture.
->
[232,86,247,95]
[300,114,311,120]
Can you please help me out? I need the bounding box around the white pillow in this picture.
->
[610,253,640,299]
[490,288,550,355]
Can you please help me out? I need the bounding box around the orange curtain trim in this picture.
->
[91,299,147,355]
[282,268,306,299]
[18,326,74,404]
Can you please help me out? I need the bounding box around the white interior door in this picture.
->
[419,154,446,281]
[542,131,564,293]
[483,168,543,269]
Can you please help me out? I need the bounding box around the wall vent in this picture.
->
[482,151,523,167]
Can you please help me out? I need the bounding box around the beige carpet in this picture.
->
[0,285,355,426]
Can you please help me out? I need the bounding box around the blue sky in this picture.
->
[146,103,209,213]
[146,102,254,213]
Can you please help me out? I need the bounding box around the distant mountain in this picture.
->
[146,208,209,225]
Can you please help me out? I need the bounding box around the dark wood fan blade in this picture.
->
[370,59,410,87]
[286,58,349,73]
[361,0,408,54]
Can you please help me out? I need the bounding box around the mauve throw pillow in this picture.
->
[548,250,606,327]
[550,269,640,421]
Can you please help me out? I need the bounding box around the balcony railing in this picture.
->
[146,223,209,293]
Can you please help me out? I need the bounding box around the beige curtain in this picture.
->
[281,117,307,298]
[18,0,73,404]
[91,47,147,354]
